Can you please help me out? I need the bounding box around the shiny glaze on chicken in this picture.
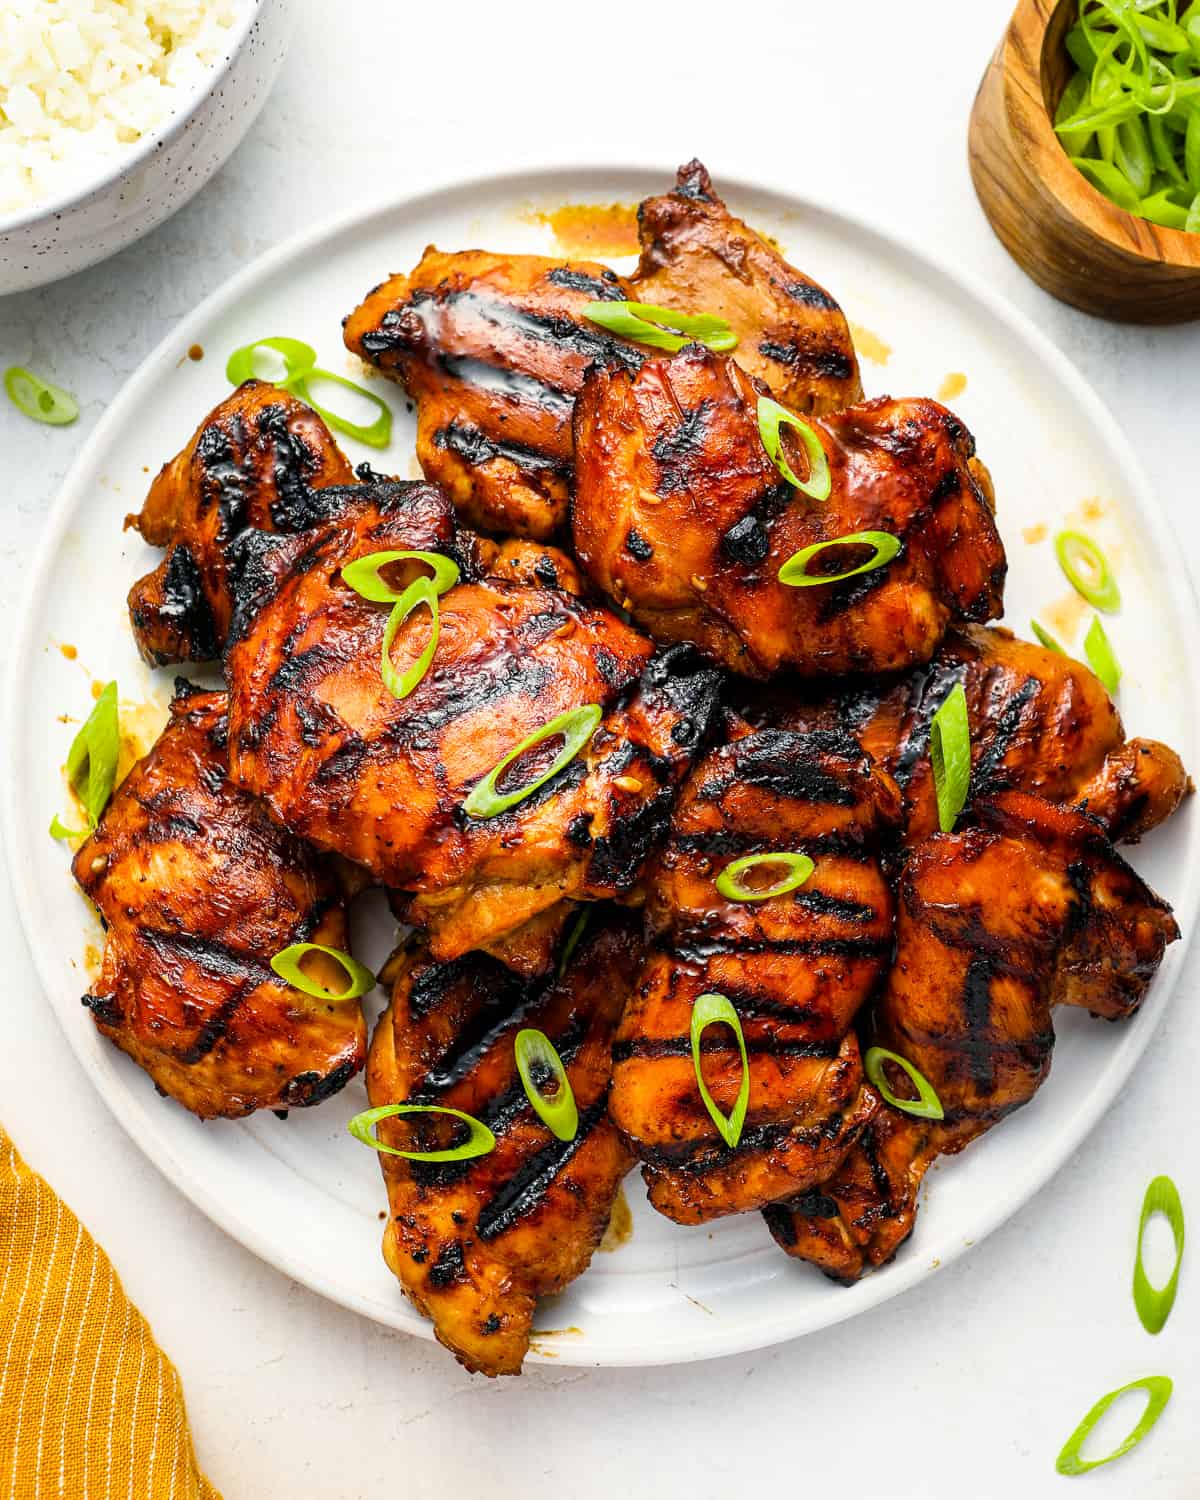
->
[572,345,1005,679]
[367,915,638,1375]
[72,684,366,1119]
[127,381,354,665]
[764,790,1178,1279]
[610,726,902,1222]
[633,160,862,416]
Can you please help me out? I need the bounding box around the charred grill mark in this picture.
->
[961,957,996,1091]
[929,468,962,508]
[407,953,520,1020]
[762,1201,799,1245]
[195,421,248,541]
[970,677,1041,791]
[427,1239,467,1288]
[282,1058,358,1107]
[792,887,882,924]
[612,1034,840,1062]
[415,986,550,1094]
[154,544,220,662]
[639,1109,850,1170]
[625,529,653,561]
[892,663,968,787]
[672,934,892,962]
[757,339,854,380]
[436,354,574,416]
[475,1097,609,1242]
[433,421,572,476]
[651,401,713,495]
[720,513,770,566]
[700,730,864,805]
[381,656,552,749]
[673,829,877,860]
[545,267,625,300]
[783,281,839,311]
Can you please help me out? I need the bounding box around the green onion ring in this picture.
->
[930,680,971,833]
[1031,619,1068,655]
[225,336,316,387]
[864,1046,945,1122]
[514,1028,579,1141]
[463,704,602,820]
[777,530,901,589]
[4,366,78,426]
[1056,530,1121,612]
[381,578,440,700]
[342,549,460,603]
[757,396,832,501]
[690,992,751,1149]
[1084,615,1123,694]
[347,1104,496,1162]
[270,942,375,1000]
[288,369,392,449]
[582,300,737,353]
[1055,1376,1173,1475]
[1133,1175,1185,1334]
[48,815,89,842]
[714,852,815,903]
[557,906,591,976]
[50,681,120,841]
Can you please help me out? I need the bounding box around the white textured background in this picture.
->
[2,2,1199,1495]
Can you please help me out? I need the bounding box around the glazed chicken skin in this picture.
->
[344,248,643,540]
[223,477,721,972]
[633,159,862,416]
[127,380,354,665]
[609,726,903,1223]
[72,683,367,1120]
[367,914,638,1376]
[758,624,1190,843]
[572,345,1005,679]
[764,791,1178,1280]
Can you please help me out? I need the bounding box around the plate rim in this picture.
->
[7,159,1199,1368]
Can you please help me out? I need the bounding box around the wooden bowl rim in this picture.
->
[1001,0,1200,269]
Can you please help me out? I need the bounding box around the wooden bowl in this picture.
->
[969,0,1200,323]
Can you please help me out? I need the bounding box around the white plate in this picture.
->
[7,165,1199,1369]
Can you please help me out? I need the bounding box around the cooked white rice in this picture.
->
[0,0,243,218]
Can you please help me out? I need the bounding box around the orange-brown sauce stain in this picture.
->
[937,372,968,402]
[1075,495,1109,524]
[90,680,103,700]
[1043,590,1088,642]
[598,1184,634,1253]
[116,695,169,783]
[83,943,103,980]
[1022,523,1048,545]
[187,344,204,362]
[849,323,892,366]
[60,643,78,660]
[526,202,640,259]
[530,1325,583,1339]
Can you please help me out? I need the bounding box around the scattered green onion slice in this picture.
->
[757,396,832,501]
[929,681,971,833]
[342,549,460,603]
[270,942,375,1000]
[347,1104,496,1162]
[4,366,78,426]
[289,369,392,449]
[582,300,737,353]
[777,530,901,588]
[50,681,119,840]
[557,906,591,976]
[715,852,815,903]
[1056,530,1122,612]
[381,577,440,700]
[225,336,316,387]
[514,1028,579,1141]
[1133,1175,1185,1334]
[1031,619,1068,654]
[48,815,88,842]
[690,992,751,1149]
[1055,1376,1173,1476]
[1085,615,1123,693]
[864,1046,945,1122]
[463,704,601,820]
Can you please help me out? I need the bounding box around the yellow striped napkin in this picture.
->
[0,1126,220,1499]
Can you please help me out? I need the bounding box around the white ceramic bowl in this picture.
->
[0,0,291,296]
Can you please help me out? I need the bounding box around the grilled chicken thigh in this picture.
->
[367,914,638,1375]
[127,380,354,665]
[632,159,862,416]
[344,249,643,539]
[223,478,721,970]
[610,726,902,1222]
[72,683,367,1119]
[572,345,1005,678]
[765,791,1178,1279]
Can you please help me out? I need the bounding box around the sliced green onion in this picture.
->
[1055,1376,1173,1475]
[557,906,591,976]
[381,577,440,700]
[514,1028,578,1141]
[1085,616,1123,693]
[225,336,316,387]
[1188,106,1200,184]
[1031,619,1068,654]
[48,815,88,842]
[1188,186,1200,229]
[715,852,815,903]
[930,680,971,833]
[270,942,375,1000]
[757,396,832,501]
[1058,68,1096,155]
[1133,1175,1185,1334]
[50,681,119,840]
[582,300,737,353]
[1149,111,1188,180]
[289,369,392,449]
[4,366,78,426]
[690,992,750,1149]
[1138,186,1192,226]
[864,1046,945,1122]
[1072,155,1144,208]
[347,1104,496,1162]
[342,549,460,603]
[463,704,601,820]
[1056,530,1122,612]
[1116,116,1156,194]
[777,530,901,588]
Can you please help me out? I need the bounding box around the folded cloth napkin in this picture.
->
[0,1126,220,1499]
